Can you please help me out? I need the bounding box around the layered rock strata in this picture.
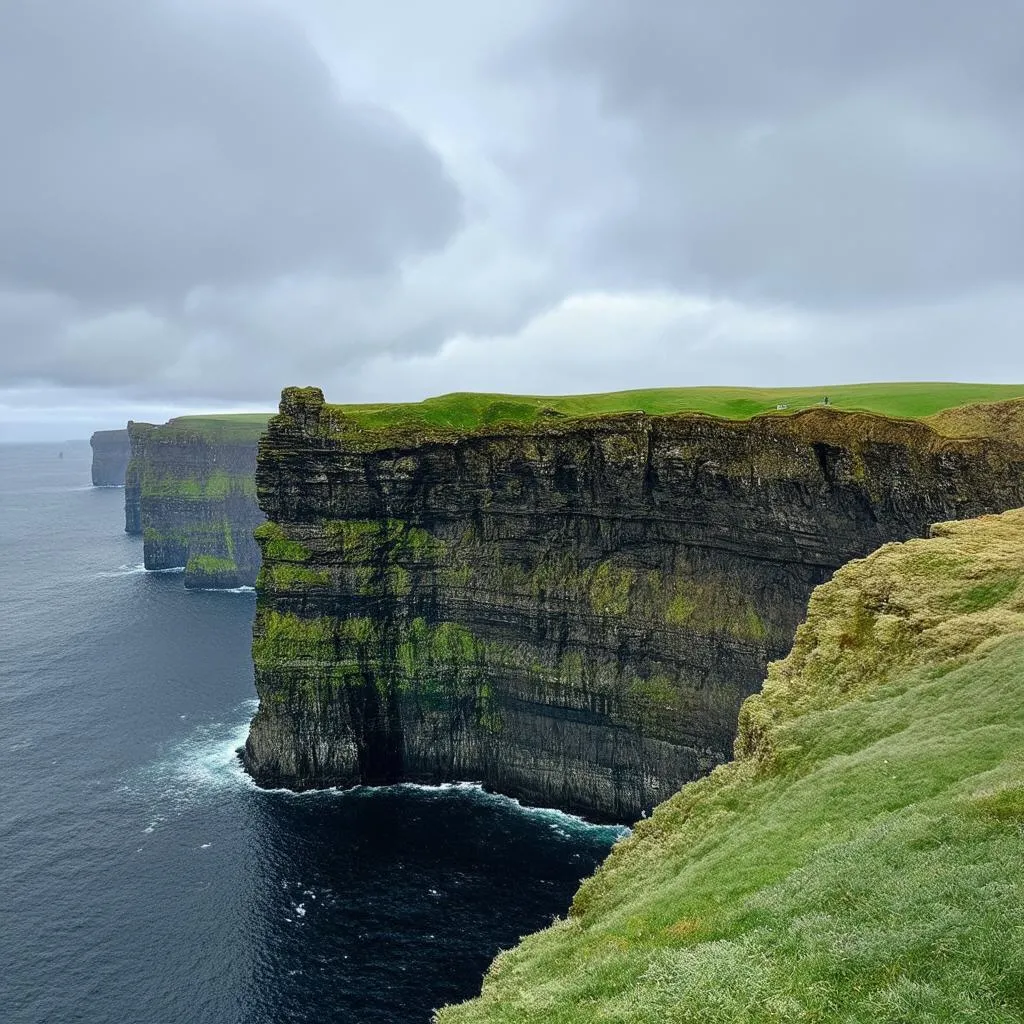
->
[90,429,131,487]
[244,386,1024,820]
[125,416,268,588]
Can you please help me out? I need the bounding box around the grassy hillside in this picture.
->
[328,382,1024,434]
[438,509,1024,1023]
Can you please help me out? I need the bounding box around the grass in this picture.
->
[141,413,271,443]
[322,383,1024,435]
[437,509,1024,1023]
[134,384,1024,446]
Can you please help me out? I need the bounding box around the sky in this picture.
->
[2,0,1023,440]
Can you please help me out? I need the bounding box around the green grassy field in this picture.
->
[438,509,1024,1023]
[154,412,271,442]
[149,383,1024,443]
[329,382,1024,434]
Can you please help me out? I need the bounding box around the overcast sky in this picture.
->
[3,0,1023,440]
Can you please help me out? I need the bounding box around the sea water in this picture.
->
[0,442,624,1024]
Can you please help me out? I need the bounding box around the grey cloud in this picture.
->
[511,0,1024,306]
[0,0,462,303]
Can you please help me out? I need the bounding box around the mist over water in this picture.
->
[0,443,623,1024]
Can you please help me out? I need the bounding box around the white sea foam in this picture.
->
[258,776,629,840]
[130,698,629,841]
[127,699,259,812]
[95,563,148,578]
[194,586,255,594]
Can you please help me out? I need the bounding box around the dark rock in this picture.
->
[90,429,130,487]
[244,389,1024,821]
[124,417,268,588]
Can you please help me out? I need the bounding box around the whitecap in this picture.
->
[95,563,148,578]
[126,699,259,811]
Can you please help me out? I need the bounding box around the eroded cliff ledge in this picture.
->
[90,428,131,487]
[243,387,1024,820]
[125,414,269,589]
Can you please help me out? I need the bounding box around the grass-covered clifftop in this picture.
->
[275,382,1024,454]
[438,508,1024,1023]
[125,413,270,587]
[333,381,1024,428]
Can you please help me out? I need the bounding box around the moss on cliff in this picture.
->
[437,509,1024,1023]
[127,413,267,587]
[247,381,1024,818]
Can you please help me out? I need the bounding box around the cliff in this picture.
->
[437,507,1024,1022]
[90,428,130,487]
[125,414,270,589]
[243,386,1024,821]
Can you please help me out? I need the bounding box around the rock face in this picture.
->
[90,429,131,487]
[125,416,269,589]
[243,386,1024,820]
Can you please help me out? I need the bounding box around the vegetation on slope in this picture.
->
[153,412,271,442]
[143,384,1024,448]
[927,397,1024,445]
[322,382,1024,436]
[438,509,1024,1023]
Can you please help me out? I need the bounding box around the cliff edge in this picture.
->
[90,428,130,487]
[438,507,1024,1022]
[243,386,1024,820]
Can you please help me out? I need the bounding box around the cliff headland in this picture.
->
[125,413,269,589]
[90,429,131,487]
[243,384,1024,821]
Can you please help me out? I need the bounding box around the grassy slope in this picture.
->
[438,510,1024,1023]
[329,383,1024,434]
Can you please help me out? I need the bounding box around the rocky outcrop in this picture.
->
[243,387,1024,820]
[90,429,130,487]
[125,415,269,588]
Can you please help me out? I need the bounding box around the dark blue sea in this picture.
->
[0,442,624,1024]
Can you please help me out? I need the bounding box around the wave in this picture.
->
[95,563,148,578]
[193,585,255,594]
[131,700,630,842]
[256,776,629,841]
[126,699,258,818]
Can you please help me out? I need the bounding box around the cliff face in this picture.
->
[90,429,130,487]
[243,387,1024,820]
[125,416,268,588]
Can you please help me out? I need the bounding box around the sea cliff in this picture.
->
[124,414,269,589]
[243,386,1024,820]
[437,507,1024,1022]
[90,429,130,487]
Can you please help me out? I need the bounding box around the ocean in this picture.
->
[0,442,624,1024]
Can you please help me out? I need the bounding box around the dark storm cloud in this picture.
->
[0,0,462,303]
[515,0,1024,305]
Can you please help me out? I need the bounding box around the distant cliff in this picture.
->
[124,414,269,589]
[243,386,1024,820]
[90,429,130,487]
